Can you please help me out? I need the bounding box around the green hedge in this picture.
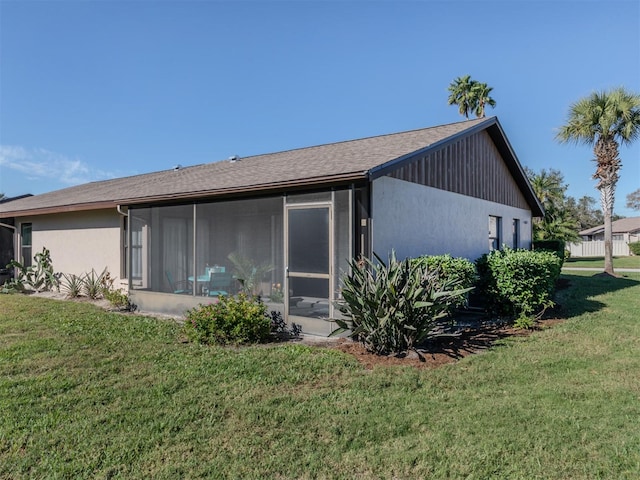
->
[629,241,640,256]
[476,248,562,320]
[533,239,567,262]
[412,254,476,312]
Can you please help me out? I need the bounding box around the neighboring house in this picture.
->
[579,217,640,243]
[0,117,543,335]
[569,217,640,257]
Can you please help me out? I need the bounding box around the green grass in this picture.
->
[1,273,640,479]
[564,255,640,269]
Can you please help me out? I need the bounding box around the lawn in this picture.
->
[564,255,640,269]
[1,272,640,479]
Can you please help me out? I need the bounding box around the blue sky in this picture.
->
[1,0,639,217]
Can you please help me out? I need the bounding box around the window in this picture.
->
[512,219,520,249]
[21,223,32,267]
[489,216,501,251]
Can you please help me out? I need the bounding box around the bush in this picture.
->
[629,241,640,256]
[183,294,272,345]
[333,252,472,355]
[476,248,562,321]
[533,240,567,263]
[411,254,476,312]
[60,273,85,298]
[2,247,59,293]
[83,268,107,299]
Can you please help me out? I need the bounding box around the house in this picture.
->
[0,117,543,335]
[568,217,640,257]
[579,217,640,243]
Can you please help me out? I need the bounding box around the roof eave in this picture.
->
[118,172,368,206]
[0,201,119,218]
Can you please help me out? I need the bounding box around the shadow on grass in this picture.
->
[554,272,640,319]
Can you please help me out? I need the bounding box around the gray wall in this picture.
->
[371,176,532,261]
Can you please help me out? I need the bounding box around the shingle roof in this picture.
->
[0,117,538,217]
[580,217,640,236]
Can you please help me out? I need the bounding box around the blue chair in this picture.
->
[166,270,192,294]
[207,272,233,297]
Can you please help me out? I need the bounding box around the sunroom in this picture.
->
[127,187,368,336]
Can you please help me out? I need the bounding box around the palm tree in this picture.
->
[472,82,496,118]
[557,87,640,275]
[447,75,476,119]
[447,75,496,119]
[527,168,566,211]
[526,168,579,242]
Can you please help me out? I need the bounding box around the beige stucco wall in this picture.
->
[371,176,534,262]
[19,209,127,288]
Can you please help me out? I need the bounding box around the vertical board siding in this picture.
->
[389,130,529,210]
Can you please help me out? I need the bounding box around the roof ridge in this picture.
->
[234,117,493,162]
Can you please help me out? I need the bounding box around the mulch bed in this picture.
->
[328,316,564,370]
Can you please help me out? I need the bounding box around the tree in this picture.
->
[626,188,640,211]
[557,87,640,275]
[473,82,497,118]
[564,195,604,231]
[526,168,579,242]
[447,75,476,119]
[447,75,496,119]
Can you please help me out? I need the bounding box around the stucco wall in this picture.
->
[19,209,126,286]
[371,176,533,261]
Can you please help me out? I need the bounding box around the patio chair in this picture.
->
[206,272,233,297]
[166,270,192,294]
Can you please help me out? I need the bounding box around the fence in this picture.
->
[568,240,630,257]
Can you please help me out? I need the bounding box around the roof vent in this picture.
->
[229,155,240,163]
[173,164,182,170]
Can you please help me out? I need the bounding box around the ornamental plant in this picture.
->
[411,254,476,313]
[183,293,272,345]
[476,247,562,322]
[3,247,59,293]
[333,252,472,355]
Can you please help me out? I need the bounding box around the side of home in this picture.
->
[0,117,542,335]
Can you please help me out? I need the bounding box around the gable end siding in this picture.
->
[388,130,529,210]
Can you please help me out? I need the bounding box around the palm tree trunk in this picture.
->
[593,137,620,276]
[599,184,615,275]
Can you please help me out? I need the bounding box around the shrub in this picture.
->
[269,310,302,339]
[3,247,59,293]
[476,248,562,321]
[83,268,107,299]
[60,273,85,298]
[533,239,567,263]
[411,254,476,312]
[333,252,472,355]
[103,288,136,311]
[183,294,272,345]
[629,241,640,256]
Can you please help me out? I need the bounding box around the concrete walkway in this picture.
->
[562,267,640,273]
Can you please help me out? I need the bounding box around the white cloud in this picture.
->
[0,145,115,186]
